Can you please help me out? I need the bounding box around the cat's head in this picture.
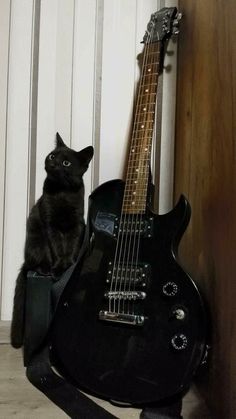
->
[45,133,94,188]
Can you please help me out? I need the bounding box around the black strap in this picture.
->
[24,270,117,419]
[26,348,116,419]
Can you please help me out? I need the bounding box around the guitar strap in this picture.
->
[24,268,117,419]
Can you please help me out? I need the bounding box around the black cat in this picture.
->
[11,133,94,348]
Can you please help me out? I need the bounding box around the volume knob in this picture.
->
[171,333,188,350]
[162,281,178,297]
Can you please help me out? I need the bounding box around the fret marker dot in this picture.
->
[141,125,144,128]
[136,169,139,172]
[134,181,137,184]
[145,147,148,151]
[145,89,149,93]
[132,148,135,152]
[143,107,146,111]
[132,202,135,205]
[148,68,151,72]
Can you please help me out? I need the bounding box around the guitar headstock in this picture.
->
[142,7,182,44]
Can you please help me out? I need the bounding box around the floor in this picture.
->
[0,323,211,419]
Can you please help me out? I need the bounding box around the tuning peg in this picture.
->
[176,12,183,21]
[173,28,180,35]
[173,12,183,29]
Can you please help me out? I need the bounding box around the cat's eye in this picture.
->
[63,160,71,167]
[48,154,55,160]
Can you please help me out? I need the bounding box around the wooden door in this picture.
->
[175,1,236,418]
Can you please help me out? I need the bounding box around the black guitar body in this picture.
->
[52,179,207,405]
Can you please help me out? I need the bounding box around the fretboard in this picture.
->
[122,41,161,214]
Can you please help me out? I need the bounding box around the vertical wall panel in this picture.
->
[0,1,11,313]
[71,0,97,213]
[35,0,75,200]
[1,0,34,320]
[35,0,58,199]
[99,0,137,184]
[54,0,75,140]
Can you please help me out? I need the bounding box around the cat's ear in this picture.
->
[56,132,66,148]
[77,146,94,166]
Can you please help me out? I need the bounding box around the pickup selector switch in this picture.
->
[162,281,178,297]
[171,333,188,350]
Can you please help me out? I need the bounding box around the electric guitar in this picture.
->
[52,7,207,405]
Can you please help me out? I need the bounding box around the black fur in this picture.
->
[11,133,93,348]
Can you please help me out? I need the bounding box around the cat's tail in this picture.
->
[10,265,27,348]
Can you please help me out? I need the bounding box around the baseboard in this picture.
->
[0,320,11,343]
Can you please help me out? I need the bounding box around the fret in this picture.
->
[125,177,149,183]
[122,211,147,215]
[124,185,149,190]
[122,41,161,211]
[123,196,148,200]
[125,182,149,189]
[137,101,156,108]
[125,178,149,184]
[140,88,157,95]
[123,201,148,205]
[145,51,160,55]
[135,112,154,118]
[132,135,152,141]
[140,68,159,76]
[122,202,147,205]
[125,170,150,176]
[132,123,155,130]
[133,128,153,133]
[123,188,149,194]
[142,72,159,76]
[122,203,147,207]
[124,188,149,194]
[141,83,158,87]
[139,90,157,95]
[143,51,160,58]
[133,115,155,123]
[126,166,151,172]
[123,194,149,198]
[128,151,152,156]
[143,62,159,67]
[126,161,151,166]
[128,145,152,152]
[126,166,151,171]
[134,118,154,130]
[123,195,149,201]
[125,174,149,179]
[139,97,156,105]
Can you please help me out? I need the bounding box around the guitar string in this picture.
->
[109,27,153,314]
[118,27,156,315]
[129,28,158,315]
[115,30,153,314]
[125,34,155,315]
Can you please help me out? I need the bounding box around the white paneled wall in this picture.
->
[0,0,178,320]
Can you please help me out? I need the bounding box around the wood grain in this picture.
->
[175,1,236,418]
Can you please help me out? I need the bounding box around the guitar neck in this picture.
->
[122,41,162,214]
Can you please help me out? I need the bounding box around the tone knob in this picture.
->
[162,281,178,297]
[171,333,188,350]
